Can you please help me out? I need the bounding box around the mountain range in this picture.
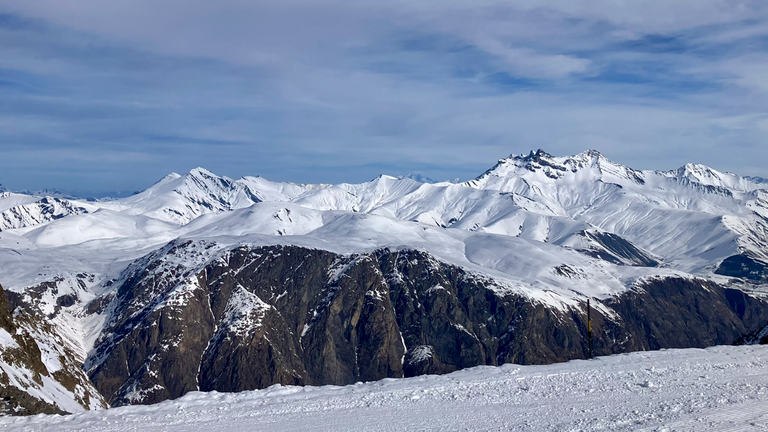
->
[2,149,768,414]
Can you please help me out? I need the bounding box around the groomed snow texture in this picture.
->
[4,345,768,431]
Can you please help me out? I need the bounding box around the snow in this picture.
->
[408,345,433,363]
[0,192,39,213]
[2,151,766,292]
[0,328,17,348]
[5,345,768,431]
[3,149,768,414]
[216,285,272,339]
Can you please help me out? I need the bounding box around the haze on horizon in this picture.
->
[2,0,768,196]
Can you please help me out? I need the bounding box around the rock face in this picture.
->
[85,242,768,406]
[0,282,63,416]
[576,231,659,267]
[0,282,103,415]
[0,280,108,416]
[715,255,768,281]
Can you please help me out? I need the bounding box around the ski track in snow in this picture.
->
[5,345,768,431]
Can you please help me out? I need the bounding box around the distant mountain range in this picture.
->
[2,149,768,415]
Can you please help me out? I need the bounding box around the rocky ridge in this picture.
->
[82,241,768,406]
[0,281,106,415]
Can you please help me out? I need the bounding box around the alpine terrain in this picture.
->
[2,149,768,414]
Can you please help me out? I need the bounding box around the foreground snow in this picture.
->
[5,345,768,431]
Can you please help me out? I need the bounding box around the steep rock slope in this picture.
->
[0,282,106,415]
[84,242,768,406]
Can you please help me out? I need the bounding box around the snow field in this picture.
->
[5,345,768,431]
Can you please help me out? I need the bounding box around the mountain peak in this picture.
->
[465,149,646,192]
[669,162,762,193]
[530,149,554,159]
[502,149,609,174]
[582,149,603,158]
[508,149,604,166]
[187,167,219,178]
[372,174,400,181]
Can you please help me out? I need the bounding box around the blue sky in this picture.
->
[2,0,768,196]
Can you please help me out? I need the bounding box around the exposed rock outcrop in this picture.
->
[85,242,768,406]
[0,281,107,415]
[715,254,768,281]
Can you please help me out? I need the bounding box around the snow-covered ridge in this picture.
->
[0,197,92,232]
[2,149,767,286]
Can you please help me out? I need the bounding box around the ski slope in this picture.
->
[4,345,768,431]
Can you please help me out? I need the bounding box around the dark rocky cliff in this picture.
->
[84,241,768,407]
[0,283,66,415]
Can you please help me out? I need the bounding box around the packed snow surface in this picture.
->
[5,345,768,431]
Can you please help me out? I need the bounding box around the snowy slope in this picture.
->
[5,345,768,431]
[110,168,319,225]
[3,149,764,276]
[0,192,39,213]
[0,197,93,232]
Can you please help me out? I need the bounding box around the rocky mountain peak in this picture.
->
[180,167,235,193]
[481,149,630,182]
[669,162,762,194]
[188,167,218,177]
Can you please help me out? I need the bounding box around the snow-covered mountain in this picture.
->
[2,149,768,415]
[0,196,92,232]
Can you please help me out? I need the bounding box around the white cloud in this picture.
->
[1,0,764,66]
[2,0,768,191]
[471,36,591,78]
[720,54,768,92]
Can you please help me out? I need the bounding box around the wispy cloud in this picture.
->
[1,1,768,194]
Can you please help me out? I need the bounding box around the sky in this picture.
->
[2,1,768,196]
